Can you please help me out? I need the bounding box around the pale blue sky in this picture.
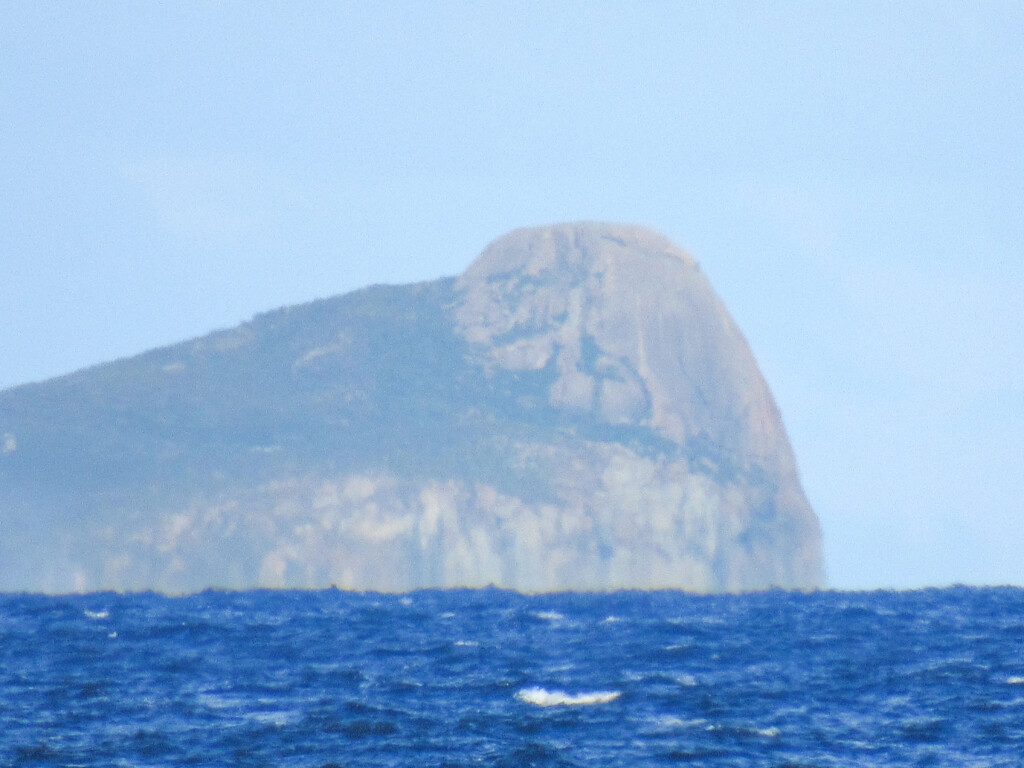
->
[2,2,1021,589]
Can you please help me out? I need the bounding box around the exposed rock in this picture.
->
[0,223,824,593]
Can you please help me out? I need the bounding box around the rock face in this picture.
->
[0,223,824,593]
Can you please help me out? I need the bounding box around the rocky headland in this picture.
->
[0,223,824,593]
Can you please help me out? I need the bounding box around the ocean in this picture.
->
[1,586,1022,766]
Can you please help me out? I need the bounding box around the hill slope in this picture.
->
[0,223,824,592]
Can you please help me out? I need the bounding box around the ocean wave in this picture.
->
[2,587,1022,766]
[515,686,621,707]
[706,723,781,738]
[650,715,708,730]
[533,610,565,621]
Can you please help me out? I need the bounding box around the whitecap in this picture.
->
[244,710,298,726]
[84,609,109,620]
[454,640,479,647]
[197,692,249,714]
[533,610,564,621]
[515,686,621,707]
[1007,676,1024,684]
[706,723,780,738]
[650,715,707,730]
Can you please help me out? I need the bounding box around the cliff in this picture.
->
[0,223,824,593]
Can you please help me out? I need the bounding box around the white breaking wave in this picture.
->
[1006,676,1024,684]
[516,686,621,707]
[706,723,780,738]
[650,715,708,730]
[84,610,109,620]
[533,610,565,621]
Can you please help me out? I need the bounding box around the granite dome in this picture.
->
[0,223,824,592]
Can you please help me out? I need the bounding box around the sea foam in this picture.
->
[533,610,565,621]
[516,686,621,707]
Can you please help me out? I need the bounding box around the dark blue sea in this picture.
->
[2,587,1023,767]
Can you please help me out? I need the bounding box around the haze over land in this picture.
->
[1,5,1021,588]
[0,224,823,594]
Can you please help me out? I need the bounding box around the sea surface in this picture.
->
[2,586,1023,767]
